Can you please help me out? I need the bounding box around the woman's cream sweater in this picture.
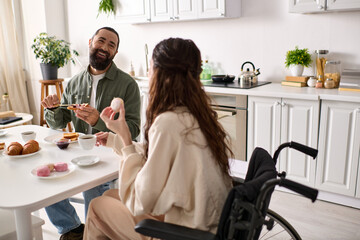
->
[106,107,232,233]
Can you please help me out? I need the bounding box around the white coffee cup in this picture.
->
[78,134,96,150]
[21,131,36,142]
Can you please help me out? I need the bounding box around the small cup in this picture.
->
[78,134,96,150]
[21,131,36,142]
[54,139,71,150]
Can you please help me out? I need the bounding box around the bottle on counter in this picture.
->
[129,62,135,77]
[200,60,212,80]
[324,78,335,89]
[315,50,329,84]
[325,60,341,88]
[315,79,323,88]
[307,76,317,88]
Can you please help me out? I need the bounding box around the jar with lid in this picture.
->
[315,50,329,84]
[325,60,341,88]
[324,78,335,89]
[315,79,323,88]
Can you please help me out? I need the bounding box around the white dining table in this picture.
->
[0,125,119,240]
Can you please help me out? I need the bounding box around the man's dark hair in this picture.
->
[92,27,120,51]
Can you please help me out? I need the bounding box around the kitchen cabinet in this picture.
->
[316,100,360,197]
[150,0,198,22]
[115,0,151,23]
[247,96,319,187]
[289,0,360,13]
[115,0,241,23]
[198,0,241,19]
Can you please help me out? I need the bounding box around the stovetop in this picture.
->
[202,80,271,89]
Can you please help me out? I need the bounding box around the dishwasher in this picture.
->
[208,93,247,162]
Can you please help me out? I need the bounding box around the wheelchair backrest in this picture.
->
[216,147,277,240]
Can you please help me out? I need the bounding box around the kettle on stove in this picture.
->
[238,61,260,85]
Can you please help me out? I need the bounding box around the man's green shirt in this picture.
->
[44,62,141,140]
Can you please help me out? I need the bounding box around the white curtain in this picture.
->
[0,0,30,113]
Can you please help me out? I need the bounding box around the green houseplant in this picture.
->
[31,32,79,80]
[98,0,116,17]
[285,46,312,76]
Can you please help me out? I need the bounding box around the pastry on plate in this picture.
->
[7,142,23,155]
[67,103,89,111]
[22,140,40,155]
[0,142,5,150]
[63,132,79,141]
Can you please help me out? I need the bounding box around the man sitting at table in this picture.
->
[41,26,140,240]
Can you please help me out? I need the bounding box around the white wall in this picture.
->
[65,0,360,82]
[19,0,360,124]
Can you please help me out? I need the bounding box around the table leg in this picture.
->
[14,209,33,240]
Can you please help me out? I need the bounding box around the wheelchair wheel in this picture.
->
[259,209,301,240]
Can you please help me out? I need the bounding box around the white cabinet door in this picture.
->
[150,0,173,22]
[289,0,325,13]
[173,0,198,20]
[248,96,319,186]
[316,101,360,197]
[327,0,360,11]
[198,0,241,19]
[279,98,319,186]
[247,96,281,163]
[115,0,151,23]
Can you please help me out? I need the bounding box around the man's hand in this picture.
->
[41,94,60,109]
[75,105,100,126]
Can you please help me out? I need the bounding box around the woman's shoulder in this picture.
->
[152,108,195,130]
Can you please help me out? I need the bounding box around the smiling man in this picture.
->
[41,27,141,240]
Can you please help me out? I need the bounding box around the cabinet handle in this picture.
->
[170,17,174,20]
[318,5,324,9]
[221,13,225,16]
[281,102,286,107]
[174,16,179,20]
[147,18,151,22]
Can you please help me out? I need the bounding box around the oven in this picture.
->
[208,93,247,161]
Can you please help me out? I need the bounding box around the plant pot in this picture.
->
[40,63,58,80]
[289,64,304,77]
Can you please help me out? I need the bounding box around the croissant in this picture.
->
[22,140,40,155]
[7,142,23,155]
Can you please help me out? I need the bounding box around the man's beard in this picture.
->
[89,48,114,70]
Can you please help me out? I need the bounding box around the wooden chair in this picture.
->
[39,79,72,132]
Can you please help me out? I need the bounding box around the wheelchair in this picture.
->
[135,141,318,240]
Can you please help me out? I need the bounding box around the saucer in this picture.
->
[71,155,100,166]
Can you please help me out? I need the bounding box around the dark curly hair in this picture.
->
[143,38,233,178]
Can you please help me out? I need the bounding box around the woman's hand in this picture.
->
[100,105,132,146]
[95,132,108,146]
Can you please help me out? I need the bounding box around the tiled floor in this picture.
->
[39,190,360,240]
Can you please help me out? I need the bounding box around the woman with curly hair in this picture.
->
[84,37,234,239]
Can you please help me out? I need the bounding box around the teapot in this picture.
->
[238,61,260,85]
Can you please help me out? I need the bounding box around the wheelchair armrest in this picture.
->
[232,176,244,186]
[134,219,215,240]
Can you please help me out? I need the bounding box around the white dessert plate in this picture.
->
[3,148,41,158]
[0,130,7,137]
[71,155,100,166]
[44,133,84,144]
[31,163,75,179]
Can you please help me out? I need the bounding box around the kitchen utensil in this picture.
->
[145,44,149,74]
[211,75,235,83]
[238,61,260,85]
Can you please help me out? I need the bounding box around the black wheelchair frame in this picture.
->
[135,141,319,240]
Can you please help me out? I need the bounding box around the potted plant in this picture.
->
[285,46,312,76]
[98,0,116,17]
[31,33,79,80]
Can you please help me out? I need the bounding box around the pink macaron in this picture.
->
[36,165,51,177]
[54,162,68,172]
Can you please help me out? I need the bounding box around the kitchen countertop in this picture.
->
[135,78,360,103]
